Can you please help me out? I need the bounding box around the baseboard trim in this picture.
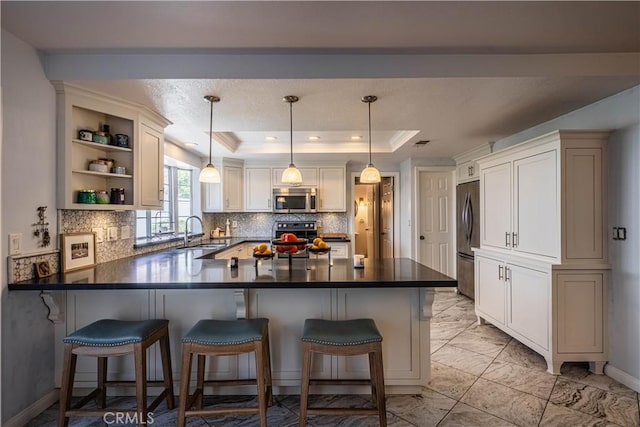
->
[4,389,58,427]
[605,363,640,393]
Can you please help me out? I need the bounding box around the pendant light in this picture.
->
[360,95,381,184]
[199,95,221,183]
[281,95,303,186]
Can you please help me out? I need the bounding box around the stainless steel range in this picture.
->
[274,221,317,258]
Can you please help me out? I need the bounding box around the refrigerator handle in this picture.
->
[466,193,474,244]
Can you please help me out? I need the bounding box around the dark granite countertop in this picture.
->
[9,238,456,290]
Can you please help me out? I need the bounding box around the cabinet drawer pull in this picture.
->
[468,165,474,176]
[512,232,518,247]
[498,265,503,280]
[505,266,511,281]
[505,232,511,247]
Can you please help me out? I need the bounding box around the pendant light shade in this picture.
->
[360,95,381,184]
[282,95,303,186]
[199,95,221,183]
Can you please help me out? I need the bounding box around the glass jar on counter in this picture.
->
[77,190,96,204]
[110,188,125,204]
[96,191,110,204]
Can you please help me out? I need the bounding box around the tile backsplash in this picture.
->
[10,210,349,282]
[202,212,348,238]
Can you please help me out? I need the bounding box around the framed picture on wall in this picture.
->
[60,232,97,273]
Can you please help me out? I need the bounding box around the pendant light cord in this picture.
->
[289,100,294,165]
[208,98,213,164]
[368,100,372,165]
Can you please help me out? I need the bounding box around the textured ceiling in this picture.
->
[3,1,639,164]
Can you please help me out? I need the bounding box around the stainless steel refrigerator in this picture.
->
[456,181,480,299]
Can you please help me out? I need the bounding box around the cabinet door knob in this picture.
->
[419,235,425,240]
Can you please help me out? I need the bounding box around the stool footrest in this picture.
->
[104,380,167,387]
[70,389,100,409]
[65,409,143,417]
[309,379,372,386]
[307,408,380,416]
[186,407,259,416]
[202,379,257,386]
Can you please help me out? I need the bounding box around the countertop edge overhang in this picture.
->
[9,242,456,291]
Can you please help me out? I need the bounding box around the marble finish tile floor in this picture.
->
[27,290,640,426]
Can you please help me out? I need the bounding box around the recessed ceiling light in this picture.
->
[185,142,198,147]
[308,136,320,141]
[350,135,363,140]
[266,136,278,141]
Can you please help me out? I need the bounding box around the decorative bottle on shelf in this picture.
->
[225,219,231,237]
[102,124,113,145]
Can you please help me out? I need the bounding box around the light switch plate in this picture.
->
[9,233,22,255]
[121,225,131,240]
[92,227,105,243]
[107,226,118,241]
[232,221,238,228]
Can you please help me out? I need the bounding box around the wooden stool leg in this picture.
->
[196,354,205,410]
[97,356,108,408]
[58,343,77,427]
[368,352,377,404]
[373,347,387,427]
[299,343,312,427]
[177,344,193,427]
[254,341,267,427]
[159,330,175,409]
[134,342,147,425]
[263,330,273,406]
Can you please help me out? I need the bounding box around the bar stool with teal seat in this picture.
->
[58,319,174,427]
[300,318,387,427]
[177,318,273,427]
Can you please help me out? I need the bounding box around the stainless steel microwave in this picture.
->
[273,187,317,213]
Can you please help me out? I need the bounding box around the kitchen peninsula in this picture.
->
[10,246,455,395]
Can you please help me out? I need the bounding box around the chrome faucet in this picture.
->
[184,215,203,247]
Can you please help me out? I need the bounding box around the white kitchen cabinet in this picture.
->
[245,167,272,211]
[336,289,421,381]
[478,130,608,264]
[137,120,164,208]
[475,129,610,375]
[480,161,511,250]
[271,167,318,187]
[153,290,239,382]
[54,82,169,210]
[506,262,549,350]
[318,167,346,212]
[456,161,480,183]
[454,143,492,184]
[203,159,244,212]
[475,254,506,326]
[475,249,607,374]
[249,289,333,385]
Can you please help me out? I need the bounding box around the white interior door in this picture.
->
[418,171,454,275]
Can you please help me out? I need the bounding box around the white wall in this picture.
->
[607,124,640,384]
[1,29,57,422]
[494,85,640,390]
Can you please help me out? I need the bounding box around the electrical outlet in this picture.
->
[92,227,105,243]
[9,233,22,255]
[107,226,118,241]
[121,225,131,240]
[232,220,238,228]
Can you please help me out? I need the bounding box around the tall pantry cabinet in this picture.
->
[474,130,609,375]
